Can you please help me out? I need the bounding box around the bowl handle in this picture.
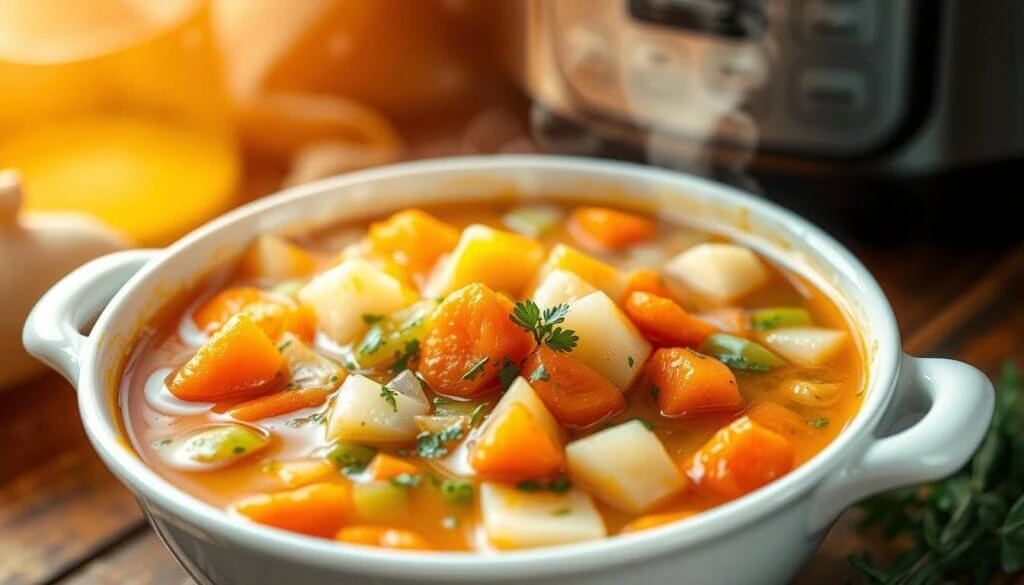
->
[22,250,158,385]
[806,354,994,535]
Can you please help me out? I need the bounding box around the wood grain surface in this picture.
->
[1,240,1019,585]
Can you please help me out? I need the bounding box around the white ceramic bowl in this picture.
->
[24,156,993,585]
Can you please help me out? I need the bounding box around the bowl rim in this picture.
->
[77,155,901,580]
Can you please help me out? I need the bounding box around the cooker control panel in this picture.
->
[545,0,914,156]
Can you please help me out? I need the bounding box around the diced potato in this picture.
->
[531,269,597,310]
[279,333,345,393]
[487,377,564,448]
[424,224,545,298]
[239,234,318,280]
[664,243,767,304]
[326,375,429,442]
[759,327,849,367]
[479,483,606,549]
[534,244,626,301]
[565,420,685,513]
[502,204,564,239]
[171,424,270,469]
[560,292,652,389]
[298,259,417,344]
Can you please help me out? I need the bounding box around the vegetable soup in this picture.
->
[120,200,863,552]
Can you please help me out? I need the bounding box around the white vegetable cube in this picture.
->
[480,483,606,549]
[664,243,767,304]
[566,420,685,513]
[561,292,651,389]
[326,375,428,442]
[424,224,544,298]
[298,259,416,344]
[531,269,597,310]
[760,327,849,367]
[488,377,564,447]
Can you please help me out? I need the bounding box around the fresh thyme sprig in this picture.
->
[510,300,579,352]
[850,361,1024,584]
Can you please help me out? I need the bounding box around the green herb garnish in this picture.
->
[650,384,661,401]
[362,313,385,325]
[808,417,829,429]
[497,356,520,390]
[379,385,398,411]
[851,362,1024,583]
[416,422,464,459]
[627,355,634,368]
[510,300,579,352]
[357,325,385,355]
[529,364,550,383]
[440,479,474,504]
[517,477,572,494]
[278,340,293,352]
[551,507,572,516]
[388,339,420,374]
[461,356,489,381]
[389,473,423,488]
[470,403,488,426]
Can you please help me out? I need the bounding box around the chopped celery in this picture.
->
[416,414,470,435]
[178,424,269,466]
[433,399,483,419]
[750,307,812,331]
[324,440,377,473]
[353,481,410,521]
[279,334,345,392]
[700,333,785,372]
[502,204,564,239]
[355,300,437,371]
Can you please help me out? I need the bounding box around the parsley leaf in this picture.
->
[517,477,572,494]
[497,356,520,390]
[628,355,634,368]
[379,385,398,412]
[357,325,385,355]
[461,356,489,381]
[509,300,578,352]
[650,384,661,400]
[440,479,473,504]
[416,422,464,459]
[529,364,550,383]
[388,339,420,374]
[551,507,572,516]
[470,403,488,426]
[361,313,384,325]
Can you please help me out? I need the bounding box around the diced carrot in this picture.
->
[568,206,657,251]
[646,347,741,417]
[684,416,794,500]
[419,283,535,397]
[623,291,717,348]
[365,454,420,481]
[471,403,564,480]
[744,402,813,439]
[367,209,459,286]
[169,313,288,402]
[336,525,432,551]
[193,287,317,343]
[233,483,353,538]
[622,268,674,300]
[520,345,625,428]
[227,387,334,422]
[620,510,696,534]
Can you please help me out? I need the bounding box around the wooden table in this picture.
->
[2,215,1021,585]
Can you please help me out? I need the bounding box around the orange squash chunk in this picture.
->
[471,403,564,481]
[419,283,535,397]
[365,453,420,481]
[568,206,656,251]
[520,345,625,428]
[336,525,432,551]
[169,313,287,402]
[646,347,741,417]
[193,287,317,343]
[684,417,794,500]
[367,209,459,285]
[623,291,717,348]
[233,483,353,538]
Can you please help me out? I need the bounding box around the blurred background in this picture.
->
[1,1,1022,583]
